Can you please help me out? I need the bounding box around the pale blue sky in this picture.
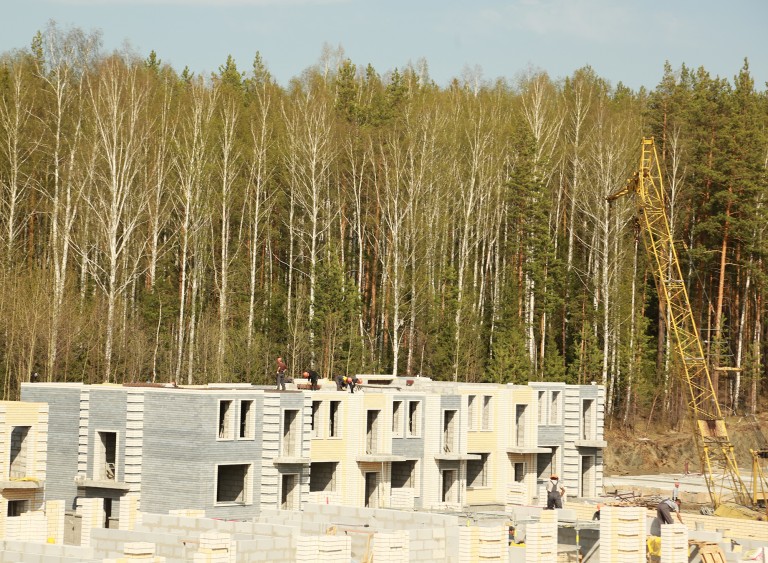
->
[3,0,767,91]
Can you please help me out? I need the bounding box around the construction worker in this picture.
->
[546,475,563,509]
[656,498,683,526]
[671,479,680,501]
[303,369,319,391]
[275,356,287,391]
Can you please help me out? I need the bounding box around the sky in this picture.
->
[3,0,767,91]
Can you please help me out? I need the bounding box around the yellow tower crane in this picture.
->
[608,137,764,519]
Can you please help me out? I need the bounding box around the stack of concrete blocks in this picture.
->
[660,523,688,563]
[537,485,547,508]
[506,482,528,510]
[46,499,65,543]
[305,491,342,505]
[525,520,557,563]
[168,509,205,518]
[102,541,167,562]
[372,530,409,563]
[79,497,105,547]
[295,535,351,562]
[193,531,234,563]
[599,506,646,563]
[119,492,142,531]
[458,525,509,562]
[389,487,415,509]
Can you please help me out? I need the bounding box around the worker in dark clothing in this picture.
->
[592,504,601,521]
[303,369,320,391]
[275,356,287,391]
[335,374,345,391]
[347,376,356,394]
[656,498,683,525]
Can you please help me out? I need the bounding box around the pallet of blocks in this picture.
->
[660,524,688,563]
[690,541,726,563]
[296,535,352,563]
[525,521,557,563]
[599,506,646,563]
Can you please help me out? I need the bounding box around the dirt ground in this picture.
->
[604,412,768,476]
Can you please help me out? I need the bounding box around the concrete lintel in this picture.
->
[574,439,608,448]
[506,446,551,454]
[0,479,45,490]
[273,457,311,465]
[355,455,407,463]
[78,478,131,491]
[434,453,481,461]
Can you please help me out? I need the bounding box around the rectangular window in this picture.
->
[392,401,403,437]
[96,431,117,481]
[309,462,337,493]
[9,426,31,479]
[283,409,299,456]
[311,401,321,438]
[481,396,492,430]
[443,409,456,453]
[407,401,421,437]
[582,399,595,440]
[468,395,477,430]
[550,391,560,425]
[216,463,250,504]
[329,401,341,438]
[7,500,27,517]
[514,462,526,483]
[239,400,254,439]
[391,460,417,489]
[366,410,380,454]
[515,405,527,447]
[537,391,546,424]
[467,453,489,488]
[219,400,234,439]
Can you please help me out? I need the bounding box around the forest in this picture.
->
[0,23,766,427]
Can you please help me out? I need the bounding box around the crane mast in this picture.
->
[608,137,756,517]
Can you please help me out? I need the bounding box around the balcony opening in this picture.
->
[97,431,117,481]
[216,463,249,504]
[9,426,31,479]
[581,455,595,497]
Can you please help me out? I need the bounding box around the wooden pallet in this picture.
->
[690,541,726,563]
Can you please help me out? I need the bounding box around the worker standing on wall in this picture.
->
[303,369,319,391]
[546,475,563,509]
[275,356,287,391]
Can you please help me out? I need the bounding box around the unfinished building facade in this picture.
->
[20,378,606,526]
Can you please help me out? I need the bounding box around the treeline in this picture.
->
[1,24,766,426]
